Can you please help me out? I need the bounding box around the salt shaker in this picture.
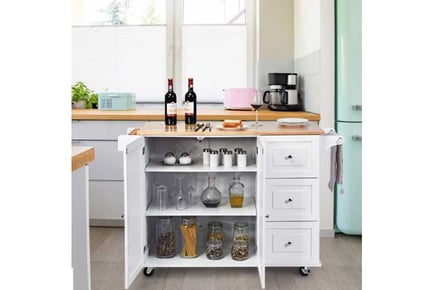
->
[203,148,211,166]
[219,148,227,165]
[237,150,247,168]
[223,150,233,168]
[210,150,219,168]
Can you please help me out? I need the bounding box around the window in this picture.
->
[71,0,254,103]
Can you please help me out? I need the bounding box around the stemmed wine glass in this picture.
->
[251,91,263,127]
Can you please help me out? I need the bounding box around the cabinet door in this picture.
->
[335,122,362,235]
[265,179,319,221]
[118,135,146,289]
[336,0,362,122]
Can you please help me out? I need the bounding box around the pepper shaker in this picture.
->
[223,150,233,168]
[210,150,219,168]
[237,150,247,168]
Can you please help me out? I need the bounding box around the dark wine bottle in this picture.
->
[184,78,197,124]
[165,78,177,125]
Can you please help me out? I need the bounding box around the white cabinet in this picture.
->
[72,120,144,225]
[118,134,321,289]
[261,136,321,268]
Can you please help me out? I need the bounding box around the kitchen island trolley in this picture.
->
[118,122,327,289]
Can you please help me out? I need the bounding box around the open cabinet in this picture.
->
[118,135,265,289]
[118,133,327,289]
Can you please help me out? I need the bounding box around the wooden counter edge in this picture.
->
[72,109,321,121]
[72,146,95,172]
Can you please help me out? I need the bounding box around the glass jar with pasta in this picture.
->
[180,216,198,258]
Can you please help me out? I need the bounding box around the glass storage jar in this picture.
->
[231,240,249,261]
[229,174,244,208]
[206,239,224,260]
[232,222,249,244]
[155,217,176,258]
[201,175,222,208]
[207,221,224,245]
[180,216,198,258]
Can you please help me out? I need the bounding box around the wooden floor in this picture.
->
[90,227,361,290]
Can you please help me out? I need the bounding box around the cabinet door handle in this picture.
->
[284,155,293,160]
[352,135,362,142]
[265,214,269,219]
[284,198,293,204]
[352,105,362,111]
[284,241,292,247]
[121,214,124,219]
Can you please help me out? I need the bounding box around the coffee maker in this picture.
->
[263,73,301,111]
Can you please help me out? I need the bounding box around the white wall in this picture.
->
[294,0,320,59]
[256,0,294,91]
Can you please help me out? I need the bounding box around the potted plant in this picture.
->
[72,82,98,109]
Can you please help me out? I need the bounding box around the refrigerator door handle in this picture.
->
[352,135,362,142]
[352,105,362,111]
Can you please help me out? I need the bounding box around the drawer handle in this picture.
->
[265,214,269,219]
[284,241,292,247]
[284,155,293,160]
[121,214,124,219]
[284,198,293,204]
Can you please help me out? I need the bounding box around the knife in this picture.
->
[202,122,210,132]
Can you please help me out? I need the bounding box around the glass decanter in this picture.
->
[201,175,222,208]
[229,173,244,208]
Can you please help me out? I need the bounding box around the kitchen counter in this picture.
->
[72,146,95,171]
[72,108,320,121]
[129,121,323,136]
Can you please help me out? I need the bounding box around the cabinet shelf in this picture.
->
[145,160,257,173]
[147,246,258,268]
[146,197,256,216]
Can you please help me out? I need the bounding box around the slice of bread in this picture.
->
[222,119,243,128]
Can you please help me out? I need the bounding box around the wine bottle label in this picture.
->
[166,102,177,116]
[184,101,195,116]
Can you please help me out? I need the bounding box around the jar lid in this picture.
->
[224,150,233,155]
[181,216,196,224]
[210,150,219,154]
[203,148,211,152]
[219,148,228,152]
[208,221,223,228]
[234,222,248,229]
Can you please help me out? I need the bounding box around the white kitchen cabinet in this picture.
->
[118,134,322,289]
[72,120,145,225]
[261,136,321,273]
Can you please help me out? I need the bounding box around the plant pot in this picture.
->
[72,100,87,109]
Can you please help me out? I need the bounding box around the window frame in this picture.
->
[168,0,256,104]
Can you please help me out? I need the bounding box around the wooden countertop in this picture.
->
[72,146,95,171]
[72,108,320,121]
[129,121,323,136]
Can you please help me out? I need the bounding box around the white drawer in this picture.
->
[265,179,319,221]
[89,180,124,220]
[265,222,320,266]
[71,140,123,180]
[72,120,147,140]
[263,136,319,178]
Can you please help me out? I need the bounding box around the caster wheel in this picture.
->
[299,267,310,276]
[143,267,155,276]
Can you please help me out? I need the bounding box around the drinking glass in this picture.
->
[251,91,263,127]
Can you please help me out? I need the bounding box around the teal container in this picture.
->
[98,92,136,110]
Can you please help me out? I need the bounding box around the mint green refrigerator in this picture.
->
[335,0,362,235]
